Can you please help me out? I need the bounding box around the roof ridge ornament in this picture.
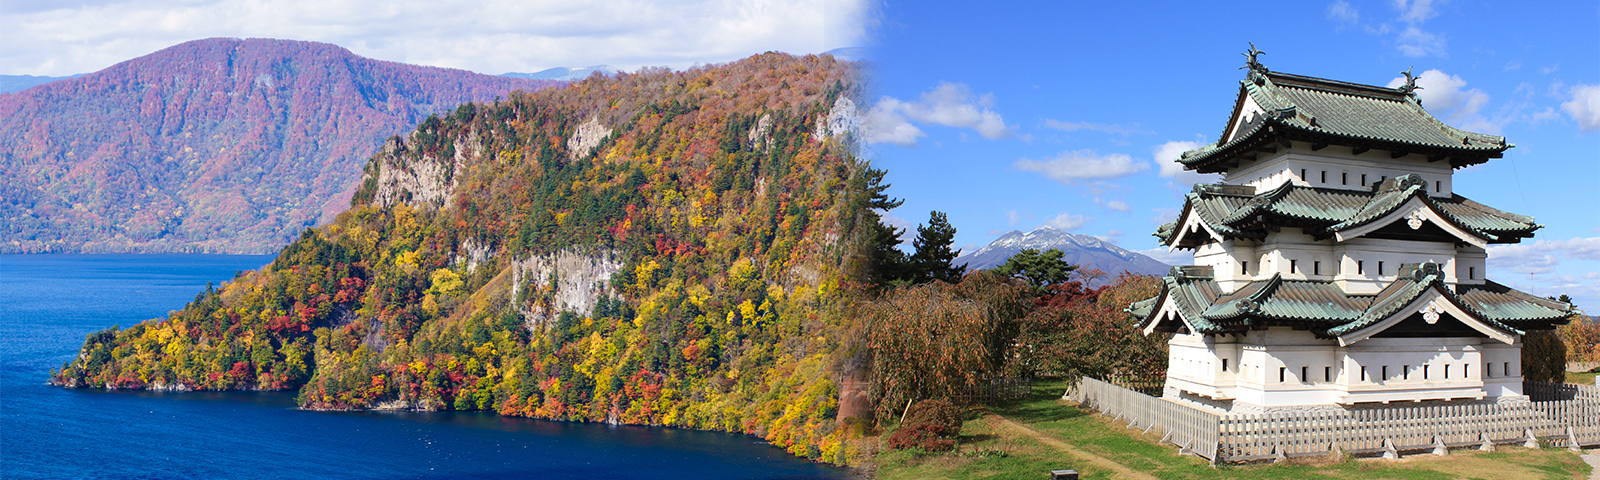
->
[1242,43,1268,84]
[1397,67,1424,103]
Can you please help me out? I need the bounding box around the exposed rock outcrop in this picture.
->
[510,249,624,329]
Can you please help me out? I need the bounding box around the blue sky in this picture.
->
[858,0,1600,312]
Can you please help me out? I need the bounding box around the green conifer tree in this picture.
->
[909,211,965,284]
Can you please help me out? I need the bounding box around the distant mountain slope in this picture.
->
[956,227,1172,277]
[0,74,85,94]
[0,38,562,253]
[501,65,617,81]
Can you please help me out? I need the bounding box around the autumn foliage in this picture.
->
[55,52,874,465]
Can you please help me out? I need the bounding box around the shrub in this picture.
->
[902,398,962,436]
[885,399,963,451]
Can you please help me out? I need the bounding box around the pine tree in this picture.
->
[862,167,911,287]
[993,248,1077,291]
[909,211,965,284]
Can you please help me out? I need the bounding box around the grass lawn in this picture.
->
[870,380,1592,480]
[1566,370,1597,385]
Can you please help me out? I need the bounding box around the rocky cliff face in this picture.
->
[510,249,624,328]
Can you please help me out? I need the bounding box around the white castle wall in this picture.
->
[1165,326,1524,410]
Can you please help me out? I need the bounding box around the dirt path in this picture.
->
[988,413,1159,480]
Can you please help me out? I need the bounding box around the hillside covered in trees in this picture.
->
[53,53,881,463]
[1,38,561,253]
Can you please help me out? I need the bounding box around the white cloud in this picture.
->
[2,0,872,76]
[1395,26,1446,57]
[1393,0,1442,23]
[862,98,924,146]
[1104,200,1130,212]
[1136,247,1193,266]
[1043,119,1146,136]
[1015,150,1148,184]
[1387,69,1492,131]
[1094,230,1125,245]
[1044,212,1090,232]
[862,82,1014,146]
[1005,210,1031,226]
[1150,207,1180,225]
[1562,84,1600,133]
[1327,1,1360,23]
[1488,237,1600,276]
[1152,140,1220,188]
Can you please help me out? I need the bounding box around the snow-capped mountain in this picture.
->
[955,227,1172,277]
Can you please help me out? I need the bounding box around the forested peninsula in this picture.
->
[51,53,1172,466]
[54,53,877,462]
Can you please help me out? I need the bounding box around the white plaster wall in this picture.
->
[1455,246,1487,286]
[1223,147,1454,197]
[1166,327,1521,408]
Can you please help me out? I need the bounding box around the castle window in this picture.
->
[1469,267,1475,280]
[1362,173,1367,186]
[1342,172,1348,185]
[1358,261,1365,275]
[1444,365,1449,379]
[1436,180,1441,193]
[1403,365,1410,380]
[1290,259,1298,274]
[1279,367,1286,383]
[1301,366,1308,383]
[1325,366,1332,382]
[1378,261,1385,275]
[1301,168,1307,181]
[1462,364,1468,378]
[1382,365,1389,381]
[1321,171,1327,183]
[1423,365,1429,380]
[1361,366,1368,382]
[1222,359,1229,371]
[1242,261,1248,274]
[1505,362,1511,376]
[1314,261,1321,275]
[1487,363,1493,377]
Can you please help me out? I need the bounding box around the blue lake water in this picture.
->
[1,254,855,479]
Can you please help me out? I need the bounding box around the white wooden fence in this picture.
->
[1070,377,1600,464]
[1067,377,1221,460]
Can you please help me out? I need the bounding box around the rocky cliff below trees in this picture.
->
[1,38,561,253]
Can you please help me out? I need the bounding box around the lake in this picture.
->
[0,254,855,479]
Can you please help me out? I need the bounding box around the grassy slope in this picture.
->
[872,380,1592,480]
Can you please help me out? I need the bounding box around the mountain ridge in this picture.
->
[1,37,563,253]
[956,226,1171,278]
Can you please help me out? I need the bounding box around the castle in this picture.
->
[1128,52,1576,412]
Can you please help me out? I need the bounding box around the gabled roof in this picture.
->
[1128,263,1575,344]
[1177,70,1509,174]
[1155,174,1540,248]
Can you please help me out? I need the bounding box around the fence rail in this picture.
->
[1068,377,1220,460]
[1070,378,1600,464]
[952,377,1033,404]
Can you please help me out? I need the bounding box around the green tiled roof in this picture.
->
[1177,71,1509,173]
[1158,174,1540,247]
[1128,262,1575,339]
